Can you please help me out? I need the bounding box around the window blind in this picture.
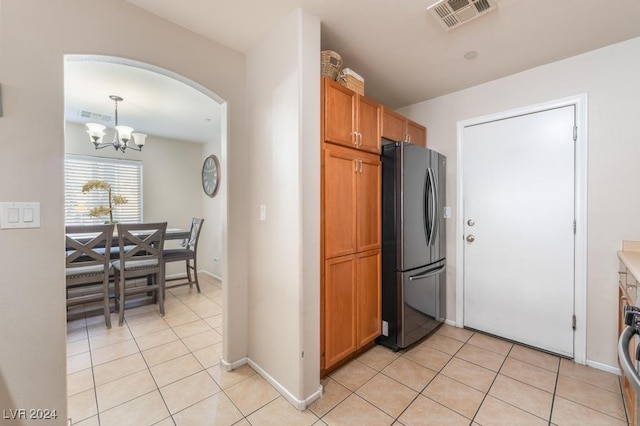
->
[65,154,143,225]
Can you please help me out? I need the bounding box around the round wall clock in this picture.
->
[201,154,220,197]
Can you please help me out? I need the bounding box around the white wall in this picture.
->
[201,132,224,280]
[65,122,212,278]
[0,1,248,422]
[245,9,321,404]
[398,36,640,369]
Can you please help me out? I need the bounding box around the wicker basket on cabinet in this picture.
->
[321,50,343,80]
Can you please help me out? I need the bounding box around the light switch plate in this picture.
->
[0,202,41,229]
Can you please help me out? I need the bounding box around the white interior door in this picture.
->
[462,106,575,357]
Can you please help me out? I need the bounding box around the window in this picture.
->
[64,154,143,225]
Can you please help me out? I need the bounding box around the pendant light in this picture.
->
[86,95,147,153]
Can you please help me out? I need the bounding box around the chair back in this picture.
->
[185,218,205,251]
[65,224,114,286]
[115,222,167,276]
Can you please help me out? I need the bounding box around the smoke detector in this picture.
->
[428,0,497,31]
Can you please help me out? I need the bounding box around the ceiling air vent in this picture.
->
[428,0,497,31]
[79,110,113,123]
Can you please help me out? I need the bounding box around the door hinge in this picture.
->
[573,125,577,142]
[573,220,576,235]
[572,315,577,330]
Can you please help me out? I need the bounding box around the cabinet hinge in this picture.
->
[572,315,577,330]
[573,125,577,142]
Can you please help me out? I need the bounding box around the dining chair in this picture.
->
[163,218,204,295]
[65,223,115,329]
[112,222,167,326]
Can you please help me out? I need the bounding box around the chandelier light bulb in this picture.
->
[86,123,106,144]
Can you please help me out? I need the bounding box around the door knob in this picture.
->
[466,234,475,243]
[467,219,475,226]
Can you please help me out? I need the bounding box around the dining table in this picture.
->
[68,227,190,245]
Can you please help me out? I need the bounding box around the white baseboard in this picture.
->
[586,359,621,376]
[444,319,457,327]
[220,357,248,372]
[166,270,222,281]
[199,269,222,281]
[165,272,188,280]
[221,357,322,410]
[247,358,322,410]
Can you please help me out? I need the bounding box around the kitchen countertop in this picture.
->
[619,250,640,282]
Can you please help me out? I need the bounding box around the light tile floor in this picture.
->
[67,275,629,425]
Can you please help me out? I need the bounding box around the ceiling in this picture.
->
[65,0,640,143]
[64,58,221,144]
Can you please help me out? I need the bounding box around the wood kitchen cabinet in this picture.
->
[323,249,381,370]
[618,240,640,426]
[322,77,381,154]
[321,80,382,373]
[381,106,427,147]
[356,249,381,348]
[323,145,381,259]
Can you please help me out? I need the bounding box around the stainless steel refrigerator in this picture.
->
[378,140,446,350]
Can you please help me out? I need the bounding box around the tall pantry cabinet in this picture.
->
[321,78,381,374]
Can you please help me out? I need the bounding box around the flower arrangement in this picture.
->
[82,180,128,224]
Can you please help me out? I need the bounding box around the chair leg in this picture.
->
[117,272,126,326]
[158,272,165,317]
[103,277,111,329]
[113,272,120,313]
[185,259,193,288]
[192,257,201,293]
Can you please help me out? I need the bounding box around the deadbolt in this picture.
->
[466,234,475,243]
[467,219,475,226]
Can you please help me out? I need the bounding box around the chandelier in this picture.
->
[86,95,147,153]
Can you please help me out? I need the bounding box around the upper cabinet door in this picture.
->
[357,96,381,154]
[381,107,406,142]
[407,119,426,147]
[323,79,357,149]
[324,147,358,258]
[356,153,381,253]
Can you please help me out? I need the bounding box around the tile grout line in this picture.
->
[547,356,562,426]
[392,330,476,423]
[468,338,514,425]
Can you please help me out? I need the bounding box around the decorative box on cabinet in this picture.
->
[381,106,426,147]
[618,240,640,426]
[322,77,381,154]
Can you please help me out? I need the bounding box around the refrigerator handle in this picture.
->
[408,265,446,281]
[430,167,439,246]
[423,168,430,248]
[426,168,437,246]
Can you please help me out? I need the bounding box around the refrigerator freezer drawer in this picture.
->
[398,261,446,348]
